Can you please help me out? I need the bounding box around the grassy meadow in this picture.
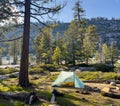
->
[0,64,120,106]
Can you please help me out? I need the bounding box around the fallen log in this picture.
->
[0,92,29,100]
[101,91,120,99]
[0,92,49,104]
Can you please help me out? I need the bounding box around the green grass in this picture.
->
[0,78,23,92]
[0,72,120,105]
[77,71,120,81]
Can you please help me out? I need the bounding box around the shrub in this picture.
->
[94,64,113,72]
[0,68,5,75]
[29,67,45,74]
[9,74,17,78]
[29,63,64,74]
[0,85,10,92]
[9,85,23,91]
[40,63,58,72]
[8,68,18,73]
[0,68,18,75]
[76,63,93,67]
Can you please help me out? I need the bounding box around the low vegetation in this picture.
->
[0,68,18,75]
[0,73,120,106]
[29,63,67,74]
[78,71,120,81]
[0,64,120,105]
[29,64,120,81]
[94,64,113,72]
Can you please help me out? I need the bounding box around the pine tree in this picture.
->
[73,0,85,24]
[102,43,109,63]
[0,48,5,65]
[54,32,64,64]
[52,46,61,65]
[34,26,54,64]
[9,35,21,64]
[64,21,79,65]
[0,0,63,87]
[83,25,99,64]
[34,35,41,64]
[102,43,118,65]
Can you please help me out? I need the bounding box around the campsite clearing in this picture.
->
[0,72,120,106]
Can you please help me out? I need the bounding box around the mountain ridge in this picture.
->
[1,17,120,55]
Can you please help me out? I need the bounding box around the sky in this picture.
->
[54,0,120,22]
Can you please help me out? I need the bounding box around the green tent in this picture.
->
[52,71,84,88]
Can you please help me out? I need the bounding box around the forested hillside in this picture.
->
[1,17,120,56]
[86,18,120,49]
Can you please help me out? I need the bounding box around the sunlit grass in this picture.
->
[0,85,10,92]
[0,68,18,75]
[0,72,120,105]
[77,71,120,81]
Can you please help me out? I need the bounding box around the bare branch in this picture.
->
[0,36,22,42]
[30,6,61,16]
[31,15,48,27]
[30,2,56,10]
[8,1,25,6]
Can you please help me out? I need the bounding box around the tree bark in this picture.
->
[19,0,30,87]
[0,55,2,65]
[13,39,17,64]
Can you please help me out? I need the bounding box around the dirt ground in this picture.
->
[85,83,120,89]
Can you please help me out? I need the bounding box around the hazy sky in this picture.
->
[55,0,120,22]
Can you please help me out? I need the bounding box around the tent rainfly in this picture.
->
[52,71,84,88]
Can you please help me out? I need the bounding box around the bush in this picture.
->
[9,74,17,78]
[76,63,93,67]
[0,85,10,92]
[94,64,113,72]
[29,63,65,74]
[0,68,18,75]
[29,67,45,74]
[40,63,59,71]
[0,68,5,75]
[9,85,23,91]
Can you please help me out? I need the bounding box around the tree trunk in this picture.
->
[19,0,30,87]
[72,49,75,66]
[111,56,114,67]
[73,54,75,66]
[36,53,40,64]
[85,57,89,65]
[0,55,2,65]
[13,39,17,64]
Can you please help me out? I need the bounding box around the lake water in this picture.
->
[2,56,20,65]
